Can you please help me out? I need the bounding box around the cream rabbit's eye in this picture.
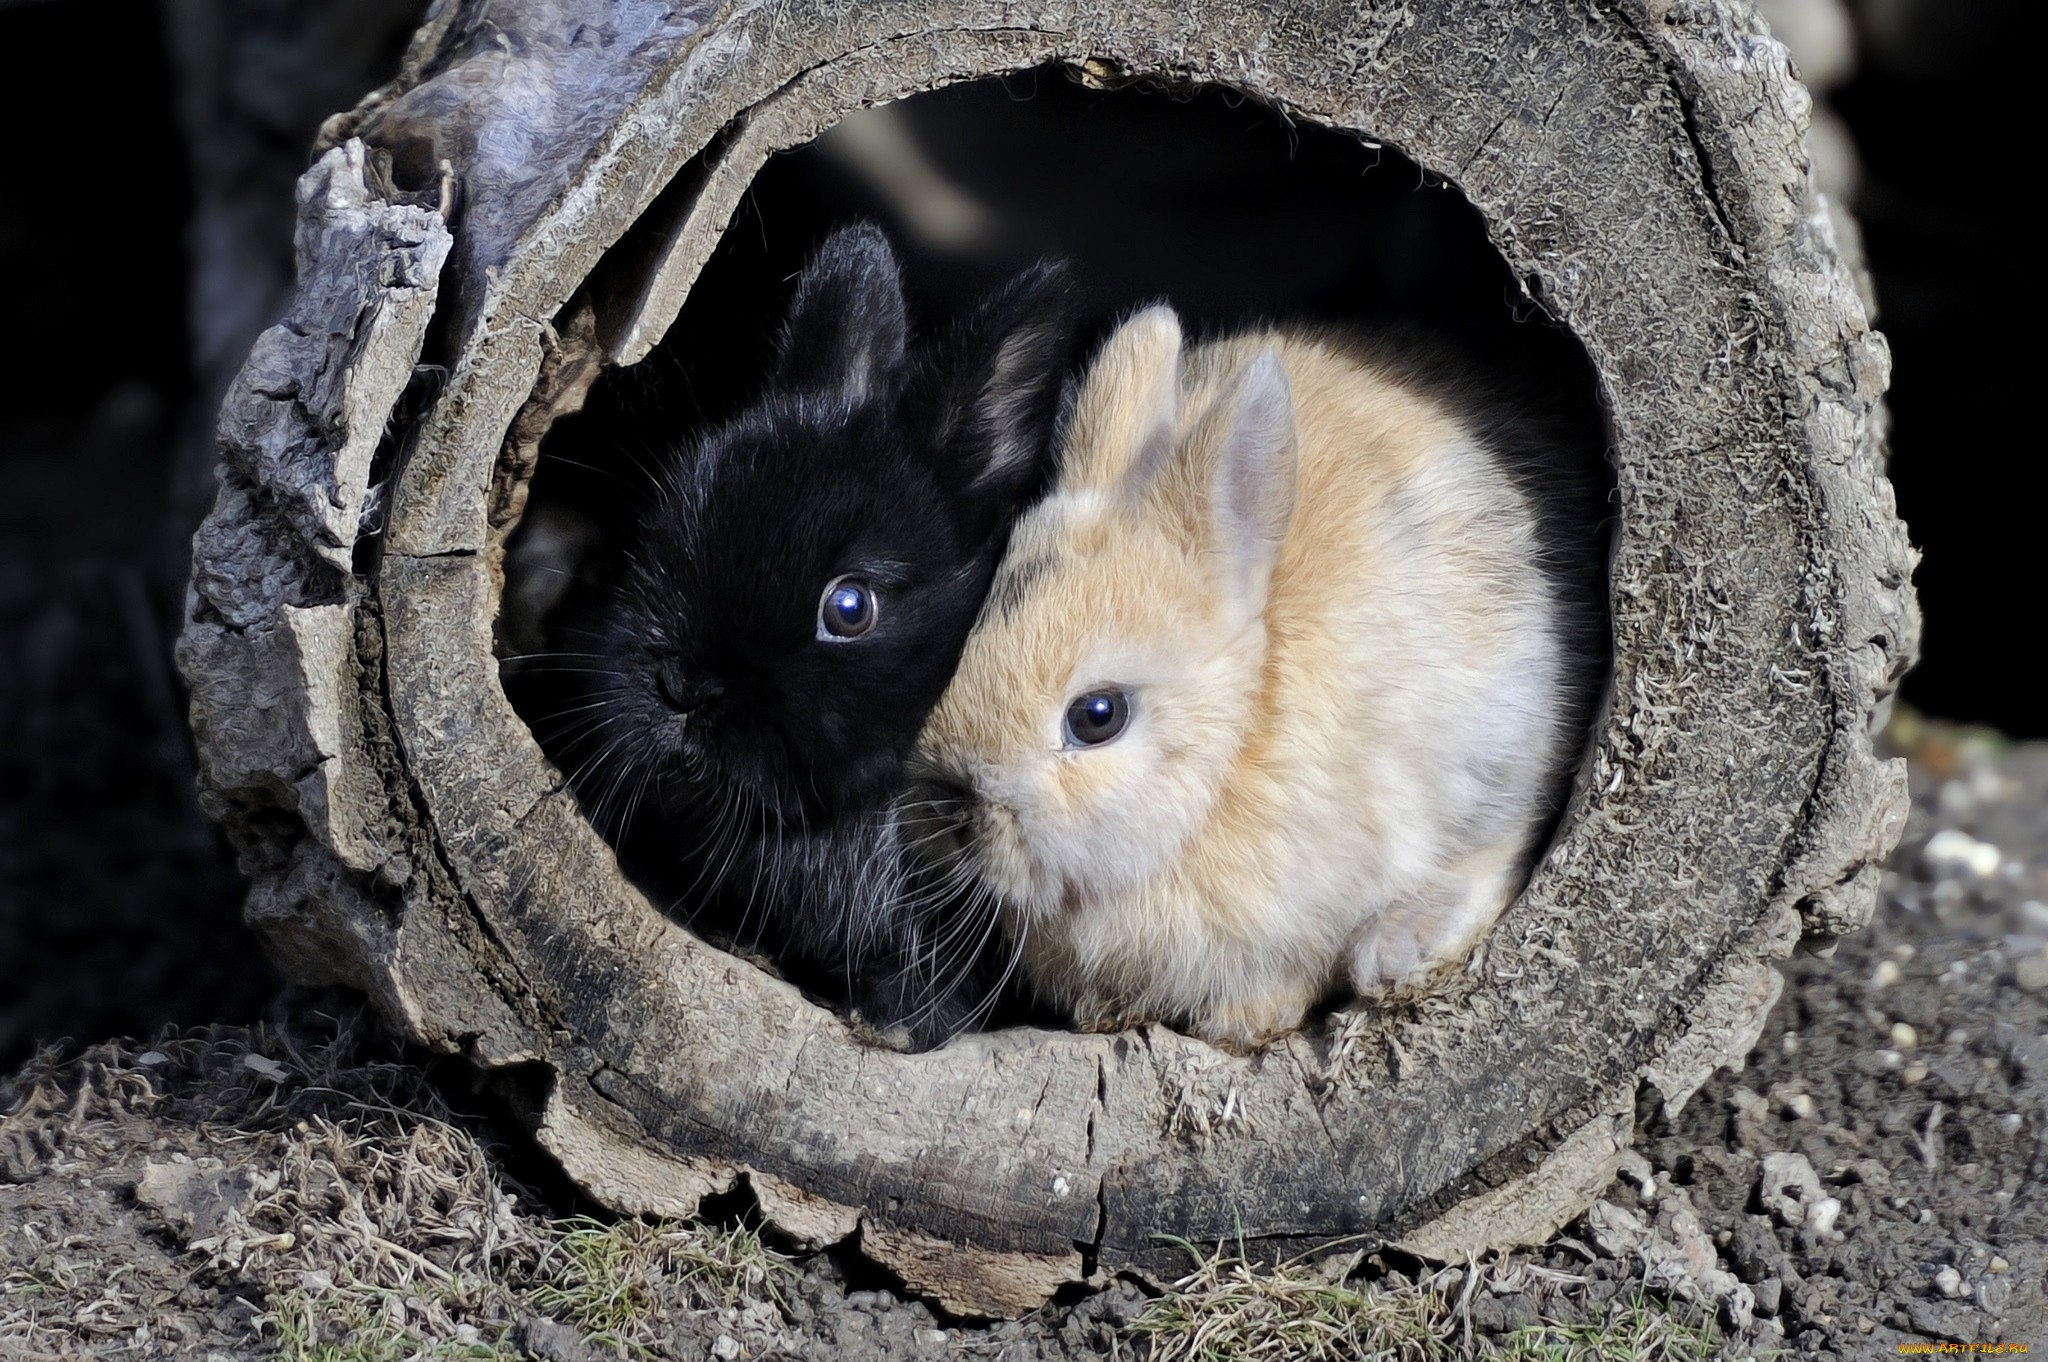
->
[1063,688,1131,747]
[817,575,878,640]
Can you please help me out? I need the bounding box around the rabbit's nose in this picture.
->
[656,663,723,714]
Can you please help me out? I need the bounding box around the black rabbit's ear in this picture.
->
[938,257,1079,509]
[772,223,910,402]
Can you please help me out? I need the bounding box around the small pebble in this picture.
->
[1781,1031,1801,1056]
[1877,1048,1903,1070]
[1968,764,2011,803]
[1891,1022,1919,1049]
[2015,951,2048,994]
[1919,1207,1936,1226]
[1784,1093,1817,1120]
[1892,942,1919,963]
[1999,1113,2025,1136]
[1935,1266,1963,1298]
[1872,960,1902,988]
[1809,1197,1843,1236]
[1946,1028,1970,1046]
[241,1053,289,1082]
[1990,1256,2009,1274]
[1923,829,2002,878]
[2020,900,2048,930]
[1902,1062,1930,1086]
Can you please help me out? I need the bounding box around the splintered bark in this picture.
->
[176,0,1917,1317]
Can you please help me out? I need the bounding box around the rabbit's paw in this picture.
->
[1350,855,1520,1000]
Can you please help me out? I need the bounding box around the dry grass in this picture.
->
[526,1216,790,1355]
[1126,1237,1728,1362]
[2,1034,218,1360]
[1127,1237,1445,1361]
[264,1284,517,1362]
[0,1016,794,1362]
[1491,1300,1725,1362]
[0,1249,146,1361]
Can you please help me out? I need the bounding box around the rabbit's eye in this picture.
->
[1063,688,1131,747]
[817,575,878,640]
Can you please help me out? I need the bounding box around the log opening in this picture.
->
[496,67,1620,1038]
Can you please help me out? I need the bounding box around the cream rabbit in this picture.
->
[912,306,1598,1047]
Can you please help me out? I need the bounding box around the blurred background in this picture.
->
[0,0,2032,1070]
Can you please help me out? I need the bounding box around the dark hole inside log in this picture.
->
[495,66,1617,1043]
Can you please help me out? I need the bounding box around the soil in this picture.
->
[1632,721,2048,1355]
[4,716,2043,1360]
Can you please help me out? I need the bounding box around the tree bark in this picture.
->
[176,0,1918,1317]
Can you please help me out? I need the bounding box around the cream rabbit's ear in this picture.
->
[1204,349,1298,610]
[1063,305,1183,498]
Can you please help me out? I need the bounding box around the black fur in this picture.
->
[560,223,1075,1047]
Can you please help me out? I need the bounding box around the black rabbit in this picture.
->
[538,223,1074,1046]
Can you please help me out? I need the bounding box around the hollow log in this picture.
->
[177,0,1918,1317]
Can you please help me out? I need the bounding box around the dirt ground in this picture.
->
[4,714,2043,1361]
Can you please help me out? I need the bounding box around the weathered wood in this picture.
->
[178,0,1918,1317]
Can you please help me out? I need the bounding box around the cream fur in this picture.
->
[915,307,1573,1046]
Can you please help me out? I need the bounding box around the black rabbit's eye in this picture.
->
[817,575,878,640]
[1063,688,1131,747]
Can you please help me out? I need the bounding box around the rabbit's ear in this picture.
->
[934,257,1079,513]
[1204,349,1298,610]
[1063,306,1183,501]
[772,222,909,402]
